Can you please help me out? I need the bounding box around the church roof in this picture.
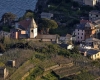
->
[18,18,37,30]
[19,19,31,30]
[30,18,37,28]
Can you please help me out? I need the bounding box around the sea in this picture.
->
[0,0,38,19]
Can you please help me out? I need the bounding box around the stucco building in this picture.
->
[80,49,100,60]
[85,22,96,39]
[89,10,100,21]
[73,19,97,42]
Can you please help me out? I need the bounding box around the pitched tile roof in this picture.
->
[87,49,99,55]
[18,18,37,30]
[19,19,32,30]
[76,24,85,30]
[36,35,57,39]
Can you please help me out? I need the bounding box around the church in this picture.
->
[10,18,38,39]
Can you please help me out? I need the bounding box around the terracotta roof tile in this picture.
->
[19,19,32,30]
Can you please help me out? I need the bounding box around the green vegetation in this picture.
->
[26,67,44,80]
[2,25,10,32]
[41,72,58,80]
[40,0,96,35]
[0,0,99,79]
[39,18,58,34]
[66,72,95,80]
[0,39,99,80]
[19,10,34,21]
[0,62,5,67]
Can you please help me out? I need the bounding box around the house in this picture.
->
[73,19,88,42]
[7,60,15,67]
[59,34,72,44]
[73,19,96,42]
[89,10,100,21]
[40,12,53,19]
[84,0,97,6]
[74,23,85,42]
[10,18,38,39]
[93,19,100,37]
[84,49,100,60]
[79,43,92,49]
[73,0,84,4]
[79,47,100,60]
[36,34,58,42]
[85,22,96,39]
[73,0,97,6]
[0,67,8,79]
[85,38,100,49]
[79,37,100,50]
[0,31,10,39]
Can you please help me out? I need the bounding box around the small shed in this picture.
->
[0,67,8,79]
[41,12,53,19]
[7,60,15,67]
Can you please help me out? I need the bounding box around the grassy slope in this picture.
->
[9,60,34,80]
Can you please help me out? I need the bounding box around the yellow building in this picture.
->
[86,49,100,60]
[79,48,100,60]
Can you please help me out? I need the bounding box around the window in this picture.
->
[78,36,79,38]
[78,33,79,35]
[31,30,33,33]
[96,15,98,17]
[97,54,99,56]
[82,33,83,35]
[81,37,82,39]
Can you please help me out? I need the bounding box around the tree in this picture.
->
[19,10,34,21]
[23,11,34,18]
[72,46,79,54]
[40,18,58,34]
[1,12,16,23]
[49,0,62,4]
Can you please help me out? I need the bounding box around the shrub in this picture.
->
[0,43,5,52]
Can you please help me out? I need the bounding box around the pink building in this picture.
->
[74,19,95,42]
[75,24,85,42]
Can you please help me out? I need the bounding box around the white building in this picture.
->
[89,10,100,21]
[73,0,97,6]
[41,12,53,19]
